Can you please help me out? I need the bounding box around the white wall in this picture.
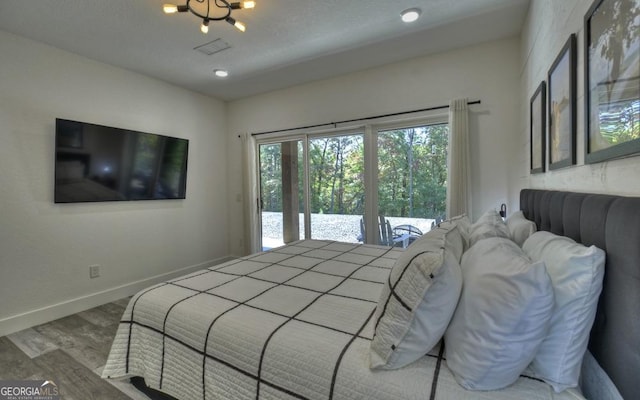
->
[227,37,521,256]
[0,31,230,336]
[511,0,640,208]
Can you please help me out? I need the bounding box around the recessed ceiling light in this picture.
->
[401,8,421,23]
[214,69,229,78]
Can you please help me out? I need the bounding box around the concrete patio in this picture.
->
[261,212,435,249]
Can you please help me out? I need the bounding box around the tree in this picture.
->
[259,144,282,212]
[259,124,448,220]
[308,135,364,215]
[378,124,448,219]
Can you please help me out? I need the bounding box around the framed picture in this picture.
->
[530,81,547,174]
[584,0,640,163]
[547,34,577,170]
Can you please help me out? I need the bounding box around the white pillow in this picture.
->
[522,231,605,392]
[467,209,510,248]
[444,214,471,233]
[439,214,471,251]
[445,237,554,390]
[369,224,463,369]
[506,210,537,246]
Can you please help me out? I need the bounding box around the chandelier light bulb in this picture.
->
[242,1,256,9]
[226,17,246,32]
[163,4,178,14]
[201,19,209,33]
[234,20,246,32]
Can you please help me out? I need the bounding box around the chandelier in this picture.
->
[163,0,256,33]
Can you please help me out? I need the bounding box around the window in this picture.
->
[257,119,448,249]
[377,123,449,245]
[308,133,364,242]
[259,140,305,249]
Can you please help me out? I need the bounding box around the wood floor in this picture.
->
[0,297,151,400]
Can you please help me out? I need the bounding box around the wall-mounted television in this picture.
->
[55,119,189,203]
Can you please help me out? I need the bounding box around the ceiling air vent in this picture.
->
[194,38,232,56]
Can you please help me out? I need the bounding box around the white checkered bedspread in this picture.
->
[102,240,584,400]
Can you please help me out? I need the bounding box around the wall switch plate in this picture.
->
[89,265,100,279]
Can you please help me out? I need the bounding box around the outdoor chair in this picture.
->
[357,216,410,247]
[392,224,423,245]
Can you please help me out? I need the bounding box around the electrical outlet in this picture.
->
[89,264,100,279]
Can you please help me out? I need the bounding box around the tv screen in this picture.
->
[55,119,188,203]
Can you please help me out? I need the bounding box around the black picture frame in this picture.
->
[530,81,547,174]
[584,0,640,164]
[547,34,577,170]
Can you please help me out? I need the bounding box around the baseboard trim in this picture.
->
[0,256,234,337]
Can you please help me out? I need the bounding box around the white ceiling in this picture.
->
[0,0,530,101]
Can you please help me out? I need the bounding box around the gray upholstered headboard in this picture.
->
[520,189,639,400]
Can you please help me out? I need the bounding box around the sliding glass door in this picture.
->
[377,123,449,246]
[257,119,447,249]
[259,140,304,250]
[308,133,364,242]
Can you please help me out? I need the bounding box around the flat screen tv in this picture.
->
[55,119,188,203]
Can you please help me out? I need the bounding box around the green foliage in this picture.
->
[259,123,449,220]
[378,124,448,219]
[308,135,364,215]
[259,143,283,212]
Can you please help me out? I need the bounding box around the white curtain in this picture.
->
[240,133,261,254]
[446,98,472,220]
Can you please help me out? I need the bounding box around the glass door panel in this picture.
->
[377,124,448,247]
[259,140,304,250]
[308,134,364,243]
[259,143,282,250]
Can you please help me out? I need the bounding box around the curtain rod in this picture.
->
[249,99,481,137]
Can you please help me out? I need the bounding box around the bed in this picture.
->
[102,189,639,399]
[519,189,639,400]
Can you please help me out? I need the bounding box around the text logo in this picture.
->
[0,380,60,400]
